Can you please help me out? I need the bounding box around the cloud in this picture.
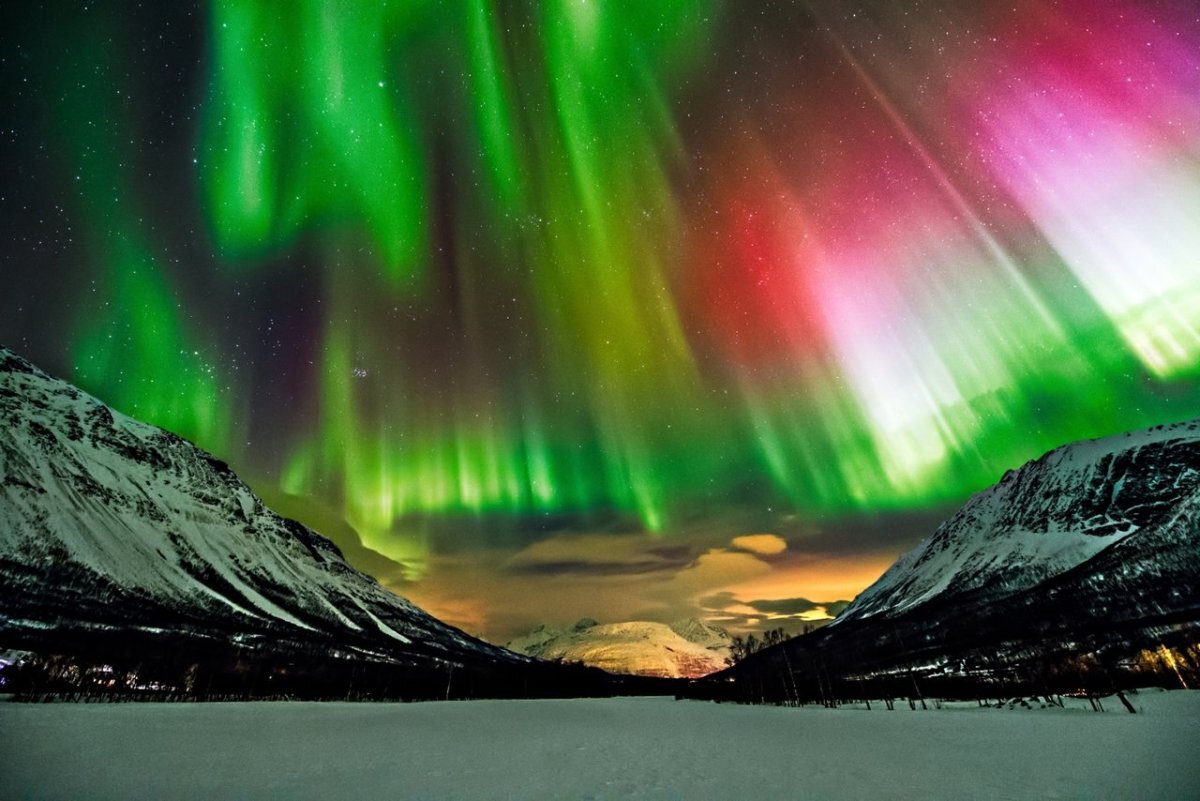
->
[258,488,418,582]
[717,551,898,603]
[741,597,853,623]
[503,533,695,575]
[292,505,931,644]
[665,547,774,599]
[742,597,823,616]
[699,591,853,628]
[698,591,740,611]
[508,559,680,577]
[262,473,939,646]
[780,507,952,556]
[730,533,788,556]
[706,612,800,633]
[824,600,852,617]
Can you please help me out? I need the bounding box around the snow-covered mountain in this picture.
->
[507,618,731,678]
[838,420,1200,623]
[0,347,518,669]
[669,617,733,652]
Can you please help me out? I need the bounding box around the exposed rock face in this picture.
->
[701,421,1200,704]
[838,420,1200,623]
[0,347,519,668]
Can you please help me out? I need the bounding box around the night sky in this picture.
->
[3,0,1199,642]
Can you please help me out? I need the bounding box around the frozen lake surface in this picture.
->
[3,691,1198,800]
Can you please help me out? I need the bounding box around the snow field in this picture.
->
[2,691,1198,800]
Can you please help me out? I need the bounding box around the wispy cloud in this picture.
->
[730,533,788,556]
[293,503,935,643]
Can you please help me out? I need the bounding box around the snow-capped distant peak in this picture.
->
[508,618,732,678]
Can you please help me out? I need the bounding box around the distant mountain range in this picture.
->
[700,419,1200,702]
[507,618,731,678]
[0,347,562,697]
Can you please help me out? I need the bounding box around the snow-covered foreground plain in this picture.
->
[3,692,1198,800]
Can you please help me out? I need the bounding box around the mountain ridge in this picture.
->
[836,420,1200,624]
[0,346,520,672]
[691,418,1200,704]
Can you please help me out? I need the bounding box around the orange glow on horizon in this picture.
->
[715,551,897,607]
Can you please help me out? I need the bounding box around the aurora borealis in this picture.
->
[3,0,1199,640]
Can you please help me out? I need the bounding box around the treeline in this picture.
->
[728,623,832,665]
[0,627,684,703]
[687,617,1200,709]
[726,627,789,664]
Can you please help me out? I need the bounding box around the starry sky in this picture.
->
[2,0,1199,643]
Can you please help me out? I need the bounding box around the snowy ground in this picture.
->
[2,691,1198,800]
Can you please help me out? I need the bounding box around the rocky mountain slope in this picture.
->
[694,419,1200,704]
[837,421,1200,623]
[0,347,518,672]
[508,618,731,678]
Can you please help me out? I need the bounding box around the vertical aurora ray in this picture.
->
[962,0,1200,379]
[247,1,723,556]
[681,0,1200,510]
[13,0,1200,574]
[27,8,236,453]
[204,0,1200,540]
[73,237,233,453]
[201,0,430,281]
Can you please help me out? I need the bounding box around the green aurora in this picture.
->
[3,0,1199,578]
